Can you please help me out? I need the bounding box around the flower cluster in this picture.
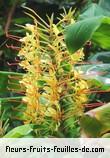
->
[18,8,89,136]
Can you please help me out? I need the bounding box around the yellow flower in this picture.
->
[25,24,35,32]
[18,8,89,134]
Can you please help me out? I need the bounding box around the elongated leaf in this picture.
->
[81,103,110,137]
[4,124,34,138]
[65,16,110,53]
[89,51,110,63]
[87,103,110,130]
[92,19,110,49]
[65,17,102,53]
[80,115,103,137]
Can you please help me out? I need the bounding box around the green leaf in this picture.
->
[60,61,72,72]
[89,103,110,129]
[65,17,102,53]
[89,51,110,63]
[0,97,25,121]
[92,18,110,49]
[12,17,32,24]
[80,115,103,137]
[85,103,110,136]
[65,16,110,53]
[0,71,23,97]
[79,3,110,20]
[102,133,110,138]
[0,25,4,36]
[99,0,110,12]
[4,124,34,138]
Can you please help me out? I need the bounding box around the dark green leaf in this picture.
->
[65,17,102,53]
[65,17,110,53]
[0,25,4,36]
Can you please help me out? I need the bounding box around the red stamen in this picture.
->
[12,107,22,112]
[7,61,19,66]
[81,71,107,78]
[7,87,25,95]
[85,102,104,108]
[8,81,25,91]
[6,33,21,41]
[8,80,21,86]
[84,89,110,94]
[7,99,22,103]
[7,99,26,104]
[6,44,20,51]
[11,116,24,121]
[77,61,102,65]
[8,75,22,80]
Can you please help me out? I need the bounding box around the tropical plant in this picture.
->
[1,0,110,138]
[2,7,90,138]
